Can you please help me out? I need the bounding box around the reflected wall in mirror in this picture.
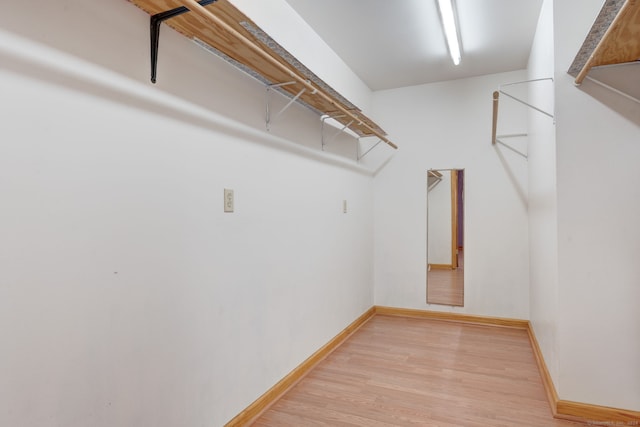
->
[427,169,464,306]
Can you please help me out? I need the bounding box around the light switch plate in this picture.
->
[224,189,234,213]
[343,199,347,213]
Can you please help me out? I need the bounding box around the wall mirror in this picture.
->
[427,169,464,306]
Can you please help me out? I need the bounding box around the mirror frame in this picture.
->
[427,168,464,306]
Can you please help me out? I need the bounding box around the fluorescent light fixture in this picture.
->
[437,0,461,65]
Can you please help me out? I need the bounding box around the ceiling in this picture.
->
[283,0,544,91]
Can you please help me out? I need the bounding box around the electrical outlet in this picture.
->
[224,189,234,213]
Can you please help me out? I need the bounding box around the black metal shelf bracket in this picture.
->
[150,0,217,83]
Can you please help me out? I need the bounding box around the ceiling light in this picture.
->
[437,0,462,65]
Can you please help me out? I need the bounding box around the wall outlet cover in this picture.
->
[224,189,234,213]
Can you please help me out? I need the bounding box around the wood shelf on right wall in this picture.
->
[568,0,640,85]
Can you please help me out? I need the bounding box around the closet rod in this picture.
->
[180,0,398,150]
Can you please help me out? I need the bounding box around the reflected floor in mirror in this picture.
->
[427,250,464,306]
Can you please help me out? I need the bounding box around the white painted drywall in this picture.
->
[527,0,560,387]
[554,0,640,410]
[428,171,453,265]
[0,2,375,426]
[371,71,530,317]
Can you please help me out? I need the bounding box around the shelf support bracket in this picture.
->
[150,0,217,84]
[357,137,383,161]
[321,115,352,151]
[498,82,555,120]
[492,77,555,146]
[494,134,529,159]
[265,82,303,131]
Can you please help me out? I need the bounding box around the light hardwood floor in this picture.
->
[427,250,464,306]
[251,315,584,426]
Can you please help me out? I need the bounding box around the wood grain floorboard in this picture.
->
[427,251,464,306]
[251,315,584,426]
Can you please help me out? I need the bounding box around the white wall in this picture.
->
[372,71,530,317]
[4,0,638,423]
[527,0,560,386]
[0,2,375,426]
[554,0,640,410]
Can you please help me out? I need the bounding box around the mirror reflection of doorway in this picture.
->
[427,169,464,306]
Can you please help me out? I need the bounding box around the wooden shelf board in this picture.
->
[128,0,391,141]
[569,0,640,84]
[592,0,640,67]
